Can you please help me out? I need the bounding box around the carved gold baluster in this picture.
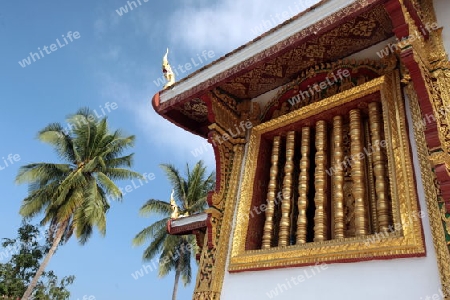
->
[364,120,376,234]
[296,127,310,244]
[279,131,295,246]
[368,102,390,232]
[332,116,345,239]
[262,136,281,249]
[349,109,369,236]
[314,120,328,242]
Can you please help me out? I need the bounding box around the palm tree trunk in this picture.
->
[172,269,180,300]
[21,223,66,300]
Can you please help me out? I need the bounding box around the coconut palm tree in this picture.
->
[16,108,141,300]
[133,161,215,300]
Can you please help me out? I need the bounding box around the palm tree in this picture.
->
[16,108,141,300]
[133,161,215,300]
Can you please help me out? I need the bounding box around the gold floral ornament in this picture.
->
[170,189,189,219]
[162,48,175,89]
[440,203,450,246]
[170,189,179,219]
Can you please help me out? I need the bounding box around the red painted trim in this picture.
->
[400,49,449,211]
[151,91,160,112]
[384,0,410,38]
[167,221,208,236]
[201,93,215,124]
[401,51,441,148]
[208,130,222,206]
[153,91,210,138]
[403,0,430,40]
[385,3,450,213]
[166,218,172,234]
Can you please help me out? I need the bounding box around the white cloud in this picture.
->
[169,0,320,53]
[94,18,107,37]
[101,45,122,61]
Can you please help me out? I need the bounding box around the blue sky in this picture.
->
[0,0,317,299]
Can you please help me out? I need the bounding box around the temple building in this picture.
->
[154,0,450,299]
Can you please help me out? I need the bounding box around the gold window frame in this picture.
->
[229,71,425,272]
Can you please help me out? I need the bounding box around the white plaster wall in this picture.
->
[252,85,282,110]
[347,37,396,61]
[434,0,450,58]
[220,93,443,300]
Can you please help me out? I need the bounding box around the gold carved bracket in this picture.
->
[193,92,247,300]
[430,152,450,170]
[394,0,450,157]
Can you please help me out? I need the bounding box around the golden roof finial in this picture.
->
[170,189,179,219]
[162,48,175,89]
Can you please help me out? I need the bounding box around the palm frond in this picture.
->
[159,164,186,205]
[104,154,134,168]
[133,159,215,289]
[158,235,182,277]
[101,133,136,160]
[38,123,80,163]
[15,163,71,185]
[88,118,108,158]
[132,218,169,246]
[103,168,142,181]
[138,199,172,217]
[141,228,168,261]
[180,240,192,285]
[55,188,83,223]
[19,190,53,219]
[96,172,122,201]
[188,198,207,214]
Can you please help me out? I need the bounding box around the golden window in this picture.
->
[229,71,425,272]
